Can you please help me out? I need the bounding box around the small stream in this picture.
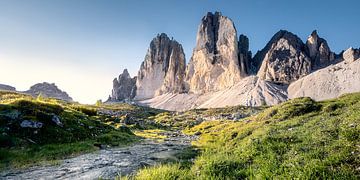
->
[1,131,194,180]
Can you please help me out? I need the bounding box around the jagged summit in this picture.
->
[254,30,311,84]
[111,69,137,101]
[135,33,186,100]
[186,11,243,93]
[305,30,335,69]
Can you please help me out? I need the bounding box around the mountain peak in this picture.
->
[25,82,73,101]
[186,11,243,93]
[255,29,311,84]
[135,33,186,100]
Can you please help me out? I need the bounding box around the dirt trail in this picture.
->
[1,131,194,180]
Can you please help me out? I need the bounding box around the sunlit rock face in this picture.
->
[342,47,360,63]
[254,30,312,84]
[135,33,186,100]
[111,69,137,101]
[185,12,244,94]
[305,30,335,69]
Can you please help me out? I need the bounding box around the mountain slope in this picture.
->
[139,76,288,111]
[0,91,138,169]
[130,93,360,179]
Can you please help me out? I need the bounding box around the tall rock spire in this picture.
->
[238,34,252,75]
[186,12,244,94]
[134,33,186,100]
[305,30,335,69]
[111,69,137,101]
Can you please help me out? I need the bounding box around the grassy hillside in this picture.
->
[150,105,264,129]
[0,91,139,169]
[129,93,360,179]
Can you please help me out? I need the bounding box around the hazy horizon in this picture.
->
[1,0,359,104]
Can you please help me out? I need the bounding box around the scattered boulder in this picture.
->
[51,115,63,127]
[232,113,243,120]
[123,114,136,125]
[20,120,43,128]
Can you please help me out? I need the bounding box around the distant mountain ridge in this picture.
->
[109,11,360,111]
[0,82,73,102]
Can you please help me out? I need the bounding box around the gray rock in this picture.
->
[110,69,137,101]
[254,30,312,84]
[343,47,360,63]
[20,120,43,128]
[305,30,335,69]
[232,112,243,120]
[51,115,63,127]
[123,114,135,125]
[24,82,73,101]
[2,110,21,120]
[238,34,252,75]
[186,12,244,93]
[135,33,186,100]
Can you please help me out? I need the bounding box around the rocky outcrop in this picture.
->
[111,69,137,101]
[305,30,335,69]
[186,12,243,94]
[25,82,73,101]
[135,33,186,100]
[343,47,360,63]
[254,30,312,84]
[288,57,360,101]
[0,84,16,91]
[238,34,252,75]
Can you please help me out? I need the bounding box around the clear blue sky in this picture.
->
[0,0,359,103]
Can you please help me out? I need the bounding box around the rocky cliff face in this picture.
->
[254,30,312,84]
[111,69,137,101]
[186,12,243,93]
[25,82,73,101]
[305,30,335,69]
[135,33,186,100]
[238,34,252,75]
[343,47,360,63]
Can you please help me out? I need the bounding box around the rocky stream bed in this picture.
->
[1,131,195,179]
